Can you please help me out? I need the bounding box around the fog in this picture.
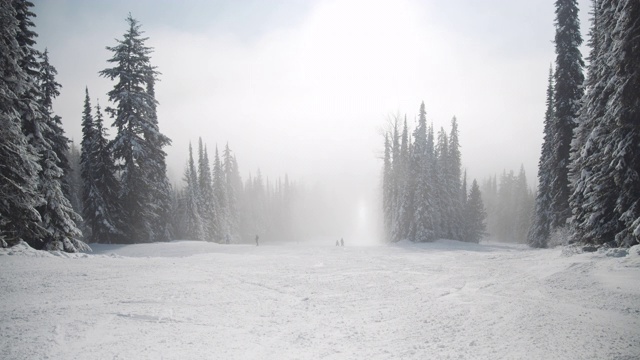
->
[33,0,591,245]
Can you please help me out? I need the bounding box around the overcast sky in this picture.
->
[32,0,591,241]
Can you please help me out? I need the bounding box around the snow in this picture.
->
[2,240,640,359]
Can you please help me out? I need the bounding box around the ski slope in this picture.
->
[1,240,639,359]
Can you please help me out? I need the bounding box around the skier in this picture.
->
[255,235,259,246]
[335,240,339,246]
[340,238,344,247]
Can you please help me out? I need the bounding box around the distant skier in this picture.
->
[255,235,259,246]
[335,240,339,246]
[225,234,230,244]
[340,238,344,247]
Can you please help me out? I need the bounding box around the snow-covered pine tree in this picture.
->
[460,170,469,240]
[572,0,640,247]
[435,127,451,238]
[100,14,171,243]
[569,0,603,245]
[212,146,229,241]
[14,0,86,251]
[38,49,72,198]
[568,0,632,247]
[182,143,204,240]
[529,67,556,248]
[389,120,402,242]
[382,133,393,242]
[448,117,464,240]
[393,118,412,241]
[461,170,468,210]
[426,123,440,237]
[223,143,242,242]
[0,0,41,247]
[465,179,487,243]
[79,88,96,241]
[549,0,584,231]
[609,0,640,247]
[142,76,172,241]
[411,102,435,242]
[88,102,123,243]
[197,138,215,241]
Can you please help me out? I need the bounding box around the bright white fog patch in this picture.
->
[3,241,639,359]
[347,199,376,246]
[357,202,367,222]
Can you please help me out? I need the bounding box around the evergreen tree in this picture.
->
[461,170,468,209]
[80,89,96,240]
[381,103,473,243]
[447,117,464,240]
[394,118,412,241]
[37,49,70,195]
[426,123,440,237]
[87,102,123,243]
[143,76,172,241]
[100,14,171,243]
[182,143,204,240]
[570,0,640,247]
[411,102,434,242]
[0,0,41,246]
[529,67,556,248]
[197,139,215,241]
[569,0,603,245]
[435,128,451,238]
[609,0,640,247]
[223,143,241,241]
[382,133,393,242]
[549,0,584,230]
[388,121,401,242]
[212,146,229,241]
[465,180,487,243]
[14,0,86,251]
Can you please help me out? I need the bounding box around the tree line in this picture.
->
[175,139,298,244]
[481,167,535,243]
[530,0,640,248]
[1,2,303,251]
[382,103,486,243]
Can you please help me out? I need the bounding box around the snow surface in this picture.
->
[1,240,640,359]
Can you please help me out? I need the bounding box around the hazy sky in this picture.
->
[32,0,591,241]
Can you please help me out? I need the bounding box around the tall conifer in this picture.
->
[549,0,584,230]
[100,14,171,243]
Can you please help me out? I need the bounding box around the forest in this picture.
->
[1,0,639,251]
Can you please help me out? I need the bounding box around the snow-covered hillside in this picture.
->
[1,240,639,359]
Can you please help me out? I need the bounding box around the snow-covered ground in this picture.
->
[1,240,639,359]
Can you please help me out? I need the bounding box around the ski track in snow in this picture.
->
[1,240,640,359]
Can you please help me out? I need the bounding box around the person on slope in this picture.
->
[340,238,344,247]
[255,235,259,246]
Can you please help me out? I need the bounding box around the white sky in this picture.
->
[32,0,591,239]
